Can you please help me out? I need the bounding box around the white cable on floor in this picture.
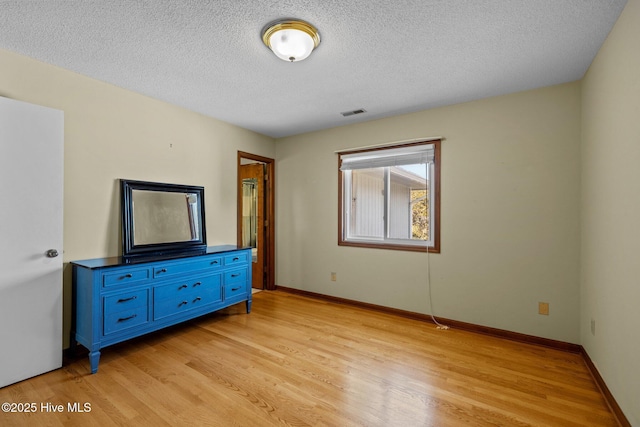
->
[426,244,449,330]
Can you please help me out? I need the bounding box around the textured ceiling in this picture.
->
[0,0,627,138]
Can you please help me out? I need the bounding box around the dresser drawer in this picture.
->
[102,268,150,287]
[224,280,247,301]
[153,256,223,279]
[104,289,148,316]
[224,268,247,285]
[224,252,249,266]
[104,305,148,335]
[153,275,222,320]
[154,274,221,301]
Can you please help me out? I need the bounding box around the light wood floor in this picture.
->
[0,290,617,426]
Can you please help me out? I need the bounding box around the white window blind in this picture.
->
[340,144,435,171]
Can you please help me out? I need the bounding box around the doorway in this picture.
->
[237,152,275,290]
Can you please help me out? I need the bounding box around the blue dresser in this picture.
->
[71,245,252,373]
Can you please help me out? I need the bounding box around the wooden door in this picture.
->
[239,163,265,289]
[0,97,64,387]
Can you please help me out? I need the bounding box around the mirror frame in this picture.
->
[121,179,207,257]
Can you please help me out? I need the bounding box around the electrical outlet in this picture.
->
[591,318,596,335]
[331,272,337,282]
[538,302,549,315]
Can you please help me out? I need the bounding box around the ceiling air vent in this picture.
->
[340,108,367,117]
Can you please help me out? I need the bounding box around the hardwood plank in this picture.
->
[0,291,619,426]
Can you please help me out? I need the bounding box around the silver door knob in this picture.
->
[46,249,59,258]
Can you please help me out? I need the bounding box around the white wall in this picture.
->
[276,82,582,344]
[580,0,640,424]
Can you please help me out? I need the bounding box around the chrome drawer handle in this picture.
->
[193,282,202,287]
[231,273,240,278]
[158,268,167,273]
[211,260,219,265]
[178,300,188,307]
[178,284,188,290]
[231,286,241,292]
[117,314,137,322]
[193,297,201,302]
[121,273,133,279]
[232,257,239,261]
[117,296,137,303]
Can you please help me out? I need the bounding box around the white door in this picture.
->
[0,96,64,387]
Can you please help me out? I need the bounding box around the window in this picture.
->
[338,140,440,252]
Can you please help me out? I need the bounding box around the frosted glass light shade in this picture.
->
[268,28,314,62]
[262,20,320,62]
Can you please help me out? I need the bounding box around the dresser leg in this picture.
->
[246,299,252,313]
[89,350,101,374]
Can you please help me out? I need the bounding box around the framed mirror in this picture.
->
[121,179,207,257]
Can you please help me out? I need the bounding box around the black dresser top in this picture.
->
[71,245,249,269]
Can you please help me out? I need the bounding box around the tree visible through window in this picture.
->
[338,140,440,253]
[411,188,429,240]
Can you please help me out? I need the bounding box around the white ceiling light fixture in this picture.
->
[262,19,321,62]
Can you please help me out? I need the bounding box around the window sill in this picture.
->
[338,240,440,253]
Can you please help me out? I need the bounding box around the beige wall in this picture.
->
[581,0,640,424]
[0,48,275,346]
[276,82,582,344]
